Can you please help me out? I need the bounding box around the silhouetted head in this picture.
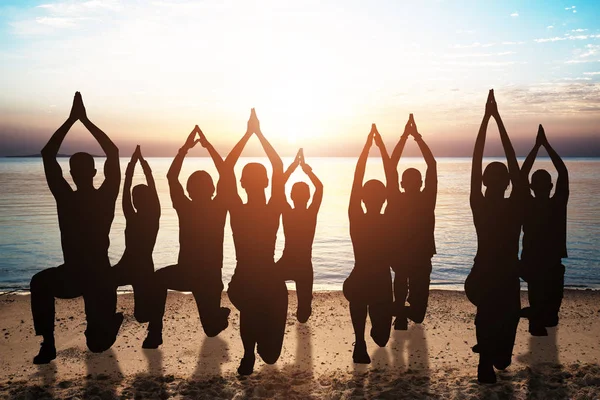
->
[69,152,96,189]
[482,162,509,196]
[362,179,386,213]
[241,163,269,194]
[186,170,215,201]
[531,169,553,199]
[132,184,154,213]
[291,181,310,208]
[401,168,423,194]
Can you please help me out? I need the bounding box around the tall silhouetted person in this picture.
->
[277,149,323,323]
[223,109,288,375]
[112,145,162,348]
[520,125,569,336]
[466,90,524,384]
[386,114,437,330]
[31,92,123,364]
[344,124,393,364]
[153,126,231,344]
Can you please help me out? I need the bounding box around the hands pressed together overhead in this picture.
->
[68,92,87,122]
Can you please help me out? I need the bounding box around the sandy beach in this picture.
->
[1,289,599,399]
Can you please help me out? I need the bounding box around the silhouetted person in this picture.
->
[386,114,437,330]
[343,124,393,364]
[30,92,123,364]
[153,126,230,344]
[112,145,162,348]
[223,109,288,375]
[519,125,569,336]
[465,90,524,384]
[277,148,323,323]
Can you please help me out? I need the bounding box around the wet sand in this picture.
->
[1,289,599,399]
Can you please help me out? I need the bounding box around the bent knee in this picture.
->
[373,335,390,348]
[260,350,281,365]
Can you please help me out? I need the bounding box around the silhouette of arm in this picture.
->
[373,125,398,203]
[41,118,76,198]
[167,129,197,208]
[123,147,139,219]
[471,93,492,205]
[197,127,227,198]
[390,130,410,170]
[253,113,285,204]
[303,162,323,213]
[349,131,373,217]
[284,150,301,184]
[76,96,120,196]
[139,149,160,217]
[491,109,521,195]
[542,128,569,200]
[415,134,437,197]
[221,115,255,206]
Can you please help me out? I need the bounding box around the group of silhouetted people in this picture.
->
[29,90,568,384]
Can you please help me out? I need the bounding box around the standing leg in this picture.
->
[349,302,370,363]
[545,263,565,327]
[256,281,288,365]
[194,269,229,338]
[30,265,83,364]
[393,266,409,330]
[527,269,547,336]
[295,264,314,323]
[406,259,432,324]
[83,267,122,353]
[238,310,257,375]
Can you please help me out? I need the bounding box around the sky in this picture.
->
[0,0,599,157]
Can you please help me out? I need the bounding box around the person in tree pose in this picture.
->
[112,145,162,348]
[223,109,289,375]
[343,124,393,364]
[466,89,525,384]
[519,125,569,336]
[277,149,323,323]
[153,126,231,344]
[386,114,437,330]
[31,92,123,364]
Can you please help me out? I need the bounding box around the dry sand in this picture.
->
[1,289,599,399]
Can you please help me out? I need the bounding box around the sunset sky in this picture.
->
[0,0,599,156]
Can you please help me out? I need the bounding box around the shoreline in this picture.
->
[1,290,600,398]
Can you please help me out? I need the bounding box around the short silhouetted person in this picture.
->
[223,109,288,375]
[153,126,231,343]
[31,92,123,364]
[386,114,437,330]
[519,125,569,336]
[343,125,393,364]
[465,90,525,384]
[277,149,323,323]
[112,145,162,348]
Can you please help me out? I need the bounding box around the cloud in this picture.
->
[510,12,519,17]
[572,29,588,33]
[444,51,516,59]
[502,41,525,45]
[547,26,554,29]
[452,42,495,49]
[562,77,592,81]
[535,34,600,43]
[583,72,600,76]
[535,37,567,43]
[565,6,576,10]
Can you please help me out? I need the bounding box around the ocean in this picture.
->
[0,157,599,292]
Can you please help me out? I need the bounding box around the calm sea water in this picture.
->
[0,157,598,291]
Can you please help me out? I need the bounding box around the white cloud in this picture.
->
[502,41,525,45]
[535,34,600,43]
[583,72,600,76]
[452,42,496,49]
[562,77,592,81]
[565,6,576,10]
[572,29,588,32]
[510,12,519,17]
[547,26,554,29]
[535,37,567,43]
[444,51,516,59]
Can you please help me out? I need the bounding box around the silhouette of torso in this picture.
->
[119,210,160,270]
[55,186,116,267]
[174,196,226,269]
[472,195,522,270]
[230,201,281,270]
[350,212,389,272]
[281,207,317,263]
[390,190,436,261]
[522,194,567,263]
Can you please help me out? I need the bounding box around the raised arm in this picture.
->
[411,115,437,195]
[471,91,493,204]
[252,109,285,203]
[540,125,569,199]
[390,118,411,169]
[77,94,120,196]
[138,147,160,217]
[521,125,543,187]
[372,124,395,193]
[284,149,302,184]
[349,128,374,217]
[167,128,198,207]
[41,93,82,197]
[123,146,140,219]
[488,91,521,193]
[301,156,323,213]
